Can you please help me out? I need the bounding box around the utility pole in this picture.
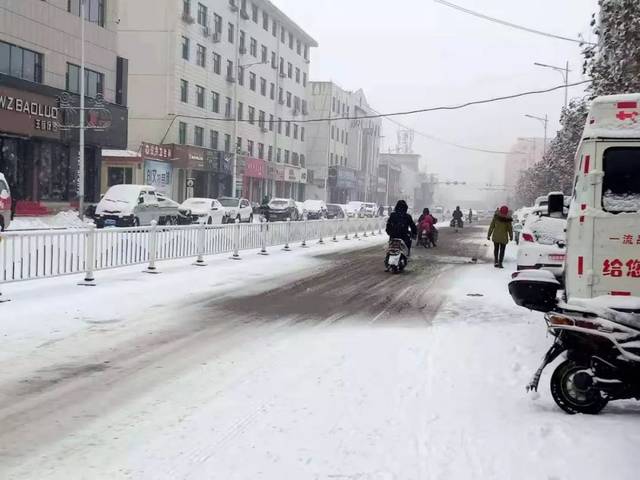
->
[323,85,333,203]
[524,114,549,157]
[78,0,86,219]
[231,5,240,198]
[534,61,570,110]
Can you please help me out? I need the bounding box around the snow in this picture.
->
[583,94,640,139]
[603,190,640,212]
[2,242,640,479]
[512,269,560,284]
[8,210,94,230]
[524,215,566,245]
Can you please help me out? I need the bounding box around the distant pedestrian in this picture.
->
[487,205,513,268]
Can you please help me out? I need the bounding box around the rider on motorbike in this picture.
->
[452,206,464,228]
[386,200,417,255]
[418,208,438,247]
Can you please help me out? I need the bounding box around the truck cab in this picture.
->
[565,94,640,308]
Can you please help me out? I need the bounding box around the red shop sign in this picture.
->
[244,158,267,178]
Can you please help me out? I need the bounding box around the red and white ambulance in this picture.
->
[564,94,640,308]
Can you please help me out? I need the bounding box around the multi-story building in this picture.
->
[305,81,381,203]
[117,0,317,202]
[379,152,421,210]
[504,137,546,201]
[0,0,128,213]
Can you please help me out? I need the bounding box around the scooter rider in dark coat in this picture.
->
[385,200,417,255]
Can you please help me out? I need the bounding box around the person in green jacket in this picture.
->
[487,205,513,268]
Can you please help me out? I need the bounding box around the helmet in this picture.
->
[499,205,509,216]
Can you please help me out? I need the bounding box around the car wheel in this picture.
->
[236,214,241,223]
[207,216,213,225]
[133,217,140,227]
[248,214,253,223]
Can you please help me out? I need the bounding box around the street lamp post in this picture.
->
[534,61,570,110]
[524,114,549,157]
[78,0,86,218]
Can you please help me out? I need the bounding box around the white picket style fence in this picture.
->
[0,218,384,292]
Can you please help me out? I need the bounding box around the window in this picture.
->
[331,125,334,139]
[300,154,305,167]
[261,45,268,63]
[196,85,205,108]
[237,137,242,153]
[292,152,299,165]
[180,79,189,102]
[67,63,104,98]
[301,127,305,142]
[250,38,257,57]
[345,132,349,145]
[302,99,307,114]
[277,148,282,162]
[284,150,290,164]
[107,166,133,188]
[262,11,269,30]
[259,110,265,128]
[248,106,255,124]
[332,97,336,112]
[68,0,105,27]
[277,118,282,134]
[247,140,254,156]
[228,22,235,43]
[303,72,307,87]
[296,39,301,55]
[272,19,277,36]
[602,147,640,212]
[225,97,232,117]
[249,72,256,91]
[195,126,204,146]
[226,60,234,79]
[179,122,188,144]
[279,56,284,74]
[295,67,300,83]
[212,52,221,74]
[197,3,207,26]
[1,41,43,83]
[211,91,220,112]
[214,14,222,33]
[269,114,274,131]
[260,77,267,96]
[294,96,300,111]
[281,27,286,43]
[268,146,273,161]
[293,124,298,140]
[287,62,292,78]
[239,30,246,52]
[258,142,264,159]
[210,130,219,150]
[271,51,277,69]
[304,44,309,60]
[330,153,334,164]
[238,66,245,86]
[251,3,258,22]
[288,32,294,49]
[224,134,231,152]
[181,36,190,60]
[285,121,291,137]
[196,44,206,67]
[183,0,191,16]
[269,83,275,100]
[286,91,292,107]
[341,130,345,143]
[237,101,244,120]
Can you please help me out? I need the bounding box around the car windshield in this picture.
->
[218,198,239,207]
[102,185,142,204]
[183,199,209,206]
[304,200,323,210]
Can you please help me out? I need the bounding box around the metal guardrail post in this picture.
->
[354,219,360,239]
[231,218,241,260]
[79,224,97,285]
[344,217,350,240]
[259,217,269,255]
[301,218,308,248]
[145,220,160,273]
[378,219,383,235]
[318,218,325,244]
[363,218,369,237]
[194,222,207,266]
[283,218,292,251]
[332,219,339,242]
[370,219,376,236]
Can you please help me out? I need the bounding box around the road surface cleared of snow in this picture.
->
[1,226,639,479]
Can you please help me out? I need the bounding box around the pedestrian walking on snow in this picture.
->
[487,205,513,268]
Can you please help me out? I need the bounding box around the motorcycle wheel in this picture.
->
[550,360,608,415]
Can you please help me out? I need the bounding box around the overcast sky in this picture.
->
[272,0,598,195]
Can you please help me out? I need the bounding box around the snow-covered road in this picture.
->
[1,225,639,479]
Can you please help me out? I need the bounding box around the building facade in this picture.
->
[0,0,128,213]
[305,81,381,203]
[118,0,317,202]
[379,153,421,211]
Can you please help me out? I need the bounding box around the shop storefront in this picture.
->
[0,74,127,214]
[328,166,357,204]
[242,158,267,202]
[141,143,174,197]
[171,144,231,202]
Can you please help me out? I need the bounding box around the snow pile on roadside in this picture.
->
[8,211,94,230]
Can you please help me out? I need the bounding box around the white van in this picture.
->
[0,173,11,231]
[565,94,640,305]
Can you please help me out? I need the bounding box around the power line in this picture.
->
[433,0,597,46]
[169,80,591,126]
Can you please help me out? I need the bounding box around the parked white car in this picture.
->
[295,201,305,219]
[180,198,226,224]
[217,197,253,223]
[0,173,11,231]
[361,202,378,217]
[303,199,327,220]
[517,213,567,278]
[95,185,179,228]
[345,201,364,218]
